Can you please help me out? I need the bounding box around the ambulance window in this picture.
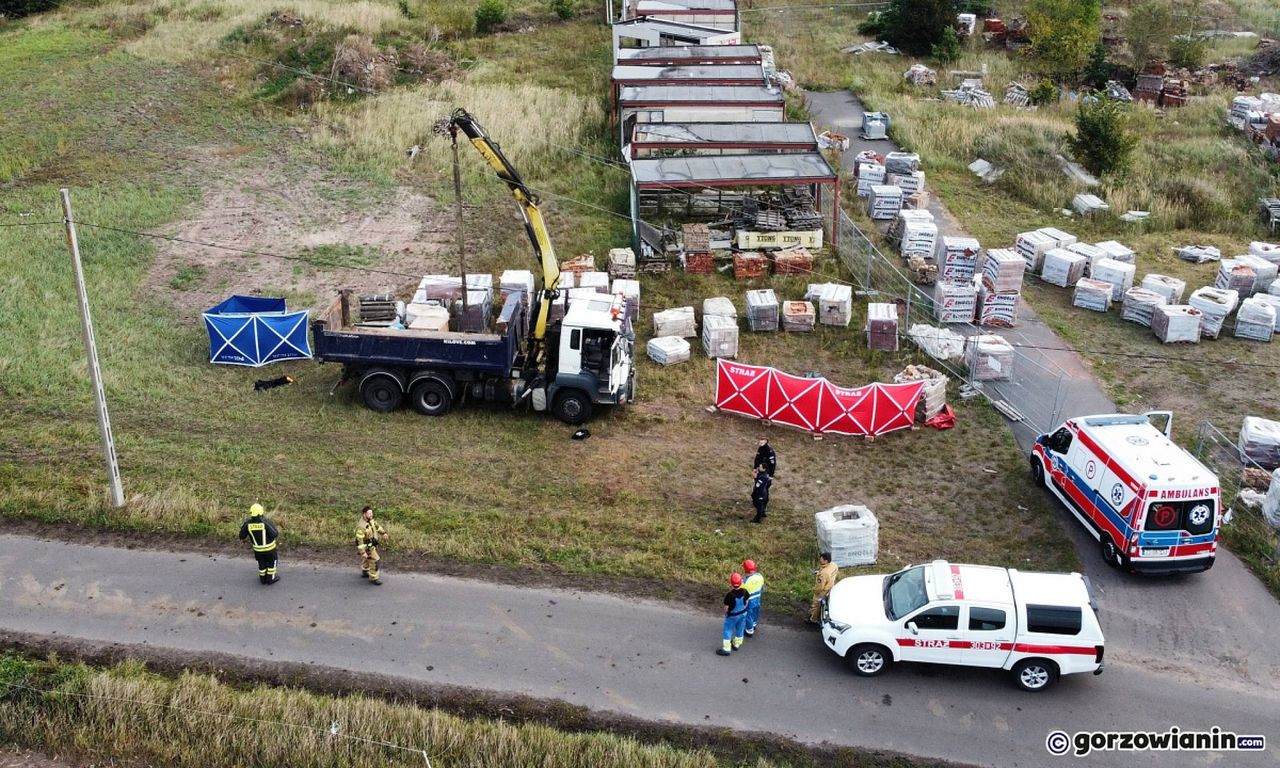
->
[911,605,959,630]
[969,607,1006,631]
[1047,428,1073,455]
[1026,605,1082,636]
[1145,499,1215,534]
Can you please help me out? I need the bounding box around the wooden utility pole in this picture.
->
[451,136,469,312]
[60,188,125,508]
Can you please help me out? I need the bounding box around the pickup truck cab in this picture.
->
[821,560,1104,691]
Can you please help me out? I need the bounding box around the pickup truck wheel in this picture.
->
[360,375,403,413]
[1012,658,1058,692]
[552,389,592,424]
[1030,456,1045,486]
[846,644,891,677]
[409,379,452,417]
[1100,539,1128,571]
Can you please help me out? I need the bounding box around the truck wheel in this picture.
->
[360,374,403,413]
[552,390,592,424]
[1012,659,1059,692]
[846,644,891,677]
[1100,539,1129,571]
[409,379,452,417]
[1030,456,1045,486]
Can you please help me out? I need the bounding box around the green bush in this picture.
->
[1070,96,1138,177]
[880,0,959,57]
[1029,78,1057,106]
[1081,41,1112,89]
[1168,34,1207,70]
[930,26,962,64]
[549,0,575,20]
[475,0,506,34]
[857,10,887,36]
[0,0,57,18]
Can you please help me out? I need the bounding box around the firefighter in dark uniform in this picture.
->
[238,503,279,584]
[750,465,772,523]
[753,437,777,476]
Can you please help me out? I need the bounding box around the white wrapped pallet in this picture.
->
[702,296,737,318]
[1177,245,1221,264]
[888,170,926,194]
[908,323,966,359]
[978,283,1019,327]
[934,279,977,323]
[580,271,611,293]
[1151,305,1202,343]
[607,247,636,279]
[867,185,904,220]
[1066,242,1106,276]
[1188,287,1239,339]
[1037,226,1077,249]
[1239,417,1280,470]
[1072,278,1113,312]
[937,236,981,281]
[701,314,739,358]
[856,162,886,196]
[1120,287,1166,327]
[814,504,879,567]
[1235,298,1276,342]
[1248,241,1280,264]
[653,306,697,338]
[499,269,535,301]
[1141,273,1186,304]
[745,289,779,332]
[646,336,690,366]
[884,151,920,175]
[1091,258,1136,301]
[1265,469,1280,529]
[901,219,939,258]
[1250,293,1280,329]
[1041,248,1087,287]
[1095,240,1137,264]
[1215,259,1256,296]
[1236,253,1278,293]
[1015,230,1055,272]
[817,283,853,326]
[1072,193,1110,215]
[981,248,1025,292]
[965,334,1014,381]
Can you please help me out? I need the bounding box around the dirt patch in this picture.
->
[332,35,399,93]
[0,746,79,768]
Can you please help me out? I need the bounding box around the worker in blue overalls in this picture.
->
[718,572,749,656]
[742,559,764,638]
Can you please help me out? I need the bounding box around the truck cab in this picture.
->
[539,293,635,424]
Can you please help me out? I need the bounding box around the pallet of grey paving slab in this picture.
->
[1072,278,1113,312]
[653,306,697,338]
[646,335,691,366]
[1151,304,1202,343]
[1140,273,1186,304]
[701,314,739,358]
[1188,286,1239,339]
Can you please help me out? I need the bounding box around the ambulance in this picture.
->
[1030,412,1219,574]
[820,560,1105,692]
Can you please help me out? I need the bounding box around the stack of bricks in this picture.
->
[733,252,768,280]
[772,247,814,276]
[682,223,713,274]
[559,253,596,279]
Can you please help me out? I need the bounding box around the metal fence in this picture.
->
[1195,421,1268,506]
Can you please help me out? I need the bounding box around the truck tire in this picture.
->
[360,373,403,413]
[1100,539,1129,571]
[552,389,592,424]
[845,643,891,677]
[1012,658,1059,692]
[408,379,452,417]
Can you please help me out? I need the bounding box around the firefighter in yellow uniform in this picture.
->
[356,505,387,585]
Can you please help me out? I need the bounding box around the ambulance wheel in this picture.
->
[1100,539,1129,571]
[552,389,592,425]
[1030,457,1045,486]
[408,379,452,417]
[846,643,891,677]
[1012,658,1059,692]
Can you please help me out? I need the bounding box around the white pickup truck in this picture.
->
[820,560,1105,691]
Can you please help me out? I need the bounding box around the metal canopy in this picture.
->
[618,84,782,105]
[631,152,837,187]
[616,45,761,64]
[634,0,738,10]
[610,17,730,36]
[631,121,818,146]
[612,64,765,83]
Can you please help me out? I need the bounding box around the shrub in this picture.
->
[880,0,958,57]
[931,26,962,64]
[549,0,575,20]
[1026,0,1101,78]
[0,0,57,17]
[1070,96,1138,177]
[1081,41,1112,89]
[858,10,887,36]
[475,0,506,34]
[1029,78,1057,106]
[1168,34,1207,70]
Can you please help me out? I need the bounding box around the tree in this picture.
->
[1168,34,1207,69]
[1070,96,1138,178]
[474,0,506,33]
[1081,41,1112,89]
[880,0,959,57]
[1026,0,1101,79]
[931,26,962,63]
[1124,0,1176,72]
[549,0,575,20]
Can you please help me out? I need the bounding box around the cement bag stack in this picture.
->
[1188,287,1239,339]
[746,289,779,331]
[1249,241,1280,265]
[1235,298,1276,342]
[1015,230,1055,273]
[868,185,904,220]
[1041,248,1087,287]
[1152,305,1202,343]
[701,314,739,358]
[899,211,938,258]
[965,334,1014,381]
[1239,417,1280,470]
[1096,240,1137,264]
[815,504,879,567]
[816,283,853,326]
[938,236,981,281]
[1066,242,1106,277]
[894,364,947,420]
[703,296,737,318]
[647,336,690,366]
[982,248,1025,292]
[1141,274,1186,304]
[935,279,977,323]
[1236,253,1278,293]
[782,301,816,332]
[978,282,1019,327]
[1215,260,1257,296]
[653,306,696,338]
[1092,258,1136,301]
[1037,226,1078,249]
[1072,278,1113,312]
[1121,287,1167,327]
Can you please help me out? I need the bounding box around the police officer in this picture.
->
[356,505,388,585]
[742,559,764,638]
[718,572,749,656]
[753,437,777,476]
[238,503,279,585]
[807,551,839,625]
[750,465,772,523]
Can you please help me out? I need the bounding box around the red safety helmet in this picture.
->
[730,572,743,587]
[742,559,757,573]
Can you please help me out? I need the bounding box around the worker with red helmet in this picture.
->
[742,559,764,638]
[718,572,750,656]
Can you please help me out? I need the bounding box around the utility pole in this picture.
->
[451,135,469,313]
[60,188,125,508]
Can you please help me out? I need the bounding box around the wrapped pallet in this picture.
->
[1235,298,1276,342]
[814,504,879,567]
[500,269,534,302]
[607,247,636,279]
[653,306,696,338]
[1250,293,1280,329]
[1037,226,1078,249]
[1177,245,1221,264]
[1091,258,1136,301]
[746,289,779,331]
[1072,278,1113,312]
[1095,240,1137,265]
[866,303,898,350]
[935,279,977,323]
[454,290,492,333]
[982,248,1025,293]
[817,283,853,326]
[646,336,690,366]
[1066,242,1106,276]
[894,364,948,420]
[1151,305,1202,343]
[1250,241,1280,264]
[701,314,739,358]
[868,185,904,220]
[1237,253,1278,293]
[901,217,939,259]
[702,296,737,318]
[1188,287,1239,339]
[965,334,1014,381]
[1215,259,1257,296]
[1239,417,1280,470]
[1265,469,1280,529]
[612,278,640,325]
[937,236,982,281]
[1015,230,1055,273]
[417,274,462,304]
[567,287,602,307]
[977,282,1019,327]
[579,271,610,293]
[884,151,920,175]
[856,162,886,196]
[888,170,926,194]
[782,301,816,332]
[1120,287,1166,327]
[1141,273,1186,304]
[1041,248,1087,287]
[908,323,965,360]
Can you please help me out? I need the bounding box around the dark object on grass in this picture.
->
[255,375,294,392]
[572,429,590,440]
